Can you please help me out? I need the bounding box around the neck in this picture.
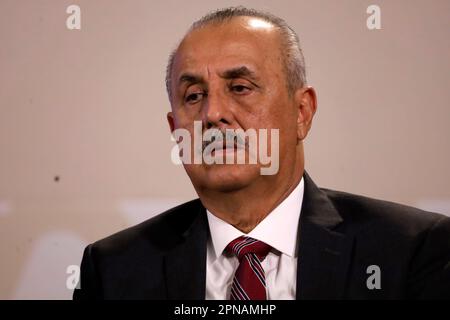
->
[199,160,304,233]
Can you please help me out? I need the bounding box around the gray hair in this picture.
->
[165,6,307,100]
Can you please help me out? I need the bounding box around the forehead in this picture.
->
[172,17,283,77]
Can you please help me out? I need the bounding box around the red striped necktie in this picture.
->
[226,236,272,300]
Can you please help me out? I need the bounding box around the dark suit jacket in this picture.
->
[73,173,450,299]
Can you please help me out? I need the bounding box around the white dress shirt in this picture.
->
[205,178,304,300]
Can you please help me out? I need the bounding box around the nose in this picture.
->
[202,89,233,130]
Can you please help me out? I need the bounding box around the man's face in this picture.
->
[168,17,301,193]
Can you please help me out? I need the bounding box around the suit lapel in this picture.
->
[296,172,354,299]
[163,204,208,299]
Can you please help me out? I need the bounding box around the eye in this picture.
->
[231,84,251,94]
[185,92,206,104]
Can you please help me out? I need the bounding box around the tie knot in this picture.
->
[226,236,272,261]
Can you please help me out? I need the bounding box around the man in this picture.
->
[74,7,450,300]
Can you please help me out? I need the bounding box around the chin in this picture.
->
[186,163,261,193]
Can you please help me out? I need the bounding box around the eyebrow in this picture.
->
[178,73,204,87]
[220,66,258,80]
[177,66,258,88]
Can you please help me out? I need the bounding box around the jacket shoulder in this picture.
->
[321,188,449,237]
[90,198,204,255]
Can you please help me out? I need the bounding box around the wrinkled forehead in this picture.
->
[171,17,284,78]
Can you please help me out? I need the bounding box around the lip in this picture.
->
[206,141,246,155]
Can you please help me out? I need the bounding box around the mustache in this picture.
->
[201,130,247,151]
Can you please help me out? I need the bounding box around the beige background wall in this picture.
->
[0,0,449,299]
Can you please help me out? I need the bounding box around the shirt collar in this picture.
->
[206,177,304,261]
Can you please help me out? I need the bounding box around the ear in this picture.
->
[167,111,176,133]
[295,86,317,141]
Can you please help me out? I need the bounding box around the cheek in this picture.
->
[231,92,282,129]
[172,107,198,128]
[257,95,299,150]
[256,94,293,129]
